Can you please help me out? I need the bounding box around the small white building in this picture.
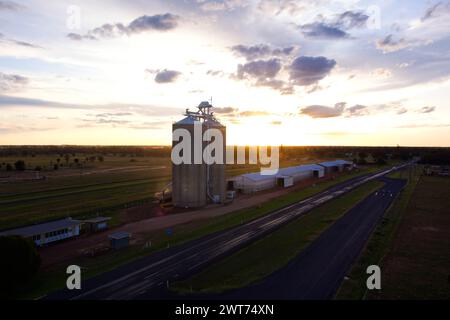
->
[0,218,82,246]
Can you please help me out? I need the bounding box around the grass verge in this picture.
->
[335,165,421,300]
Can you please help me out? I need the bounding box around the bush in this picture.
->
[14,160,26,171]
[0,236,41,298]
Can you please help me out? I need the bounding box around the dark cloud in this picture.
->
[289,56,336,86]
[419,106,436,113]
[231,44,294,60]
[300,102,372,118]
[300,102,346,118]
[0,32,41,48]
[346,104,369,117]
[67,33,96,41]
[299,10,369,39]
[421,2,450,21]
[334,11,369,29]
[67,13,180,40]
[206,70,225,77]
[300,22,349,39]
[236,58,281,80]
[128,14,179,32]
[154,69,181,83]
[234,58,294,94]
[0,1,22,10]
[0,72,29,92]
[375,34,408,53]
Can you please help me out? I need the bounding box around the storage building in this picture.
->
[319,160,353,173]
[109,231,131,249]
[233,164,325,194]
[83,217,111,233]
[0,218,82,246]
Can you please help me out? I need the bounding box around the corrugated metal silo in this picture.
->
[172,116,207,208]
[204,118,226,204]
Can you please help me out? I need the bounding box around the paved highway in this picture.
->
[218,177,406,299]
[46,163,410,300]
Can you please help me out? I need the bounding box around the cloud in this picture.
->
[300,22,349,39]
[213,107,237,114]
[419,106,436,113]
[234,58,294,94]
[231,44,294,60]
[154,69,182,83]
[95,112,133,117]
[0,95,182,116]
[206,70,225,77]
[396,108,408,115]
[0,1,22,10]
[271,121,282,125]
[371,68,392,78]
[0,72,29,92]
[236,58,282,80]
[198,0,248,12]
[0,32,42,48]
[300,102,346,118]
[375,34,408,53]
[421,2,450,21]
[299,10,369,40]
[300,102,374,118]
[289,56,336,86]
[334,11,369,29]
[67,13,180,40]
[346,104,369,117]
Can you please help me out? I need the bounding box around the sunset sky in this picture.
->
[0,0,449,146]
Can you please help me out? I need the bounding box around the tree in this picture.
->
[6,163,13,171]
[14,160,26,171]
[98,155,104,162]
[53,164,59,170]
[0,236,41,298]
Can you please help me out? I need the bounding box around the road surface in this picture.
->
[217,177,406,299]
[46,164,409,300]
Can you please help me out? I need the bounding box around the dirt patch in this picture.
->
[369,176,450,299]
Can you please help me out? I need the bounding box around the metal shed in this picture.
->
[109,231,131,249]
[319,160,353,173]
[83,217,111,233]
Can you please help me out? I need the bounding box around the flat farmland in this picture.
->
[0,153,327,229]
[0,156,172,229]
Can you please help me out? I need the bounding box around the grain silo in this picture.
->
[172,101,226,208]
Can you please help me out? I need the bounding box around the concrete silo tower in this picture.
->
[172,101,226,208]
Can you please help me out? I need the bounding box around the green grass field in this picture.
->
[171,180,384,294]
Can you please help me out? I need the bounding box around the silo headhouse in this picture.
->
[172,101,226,208]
